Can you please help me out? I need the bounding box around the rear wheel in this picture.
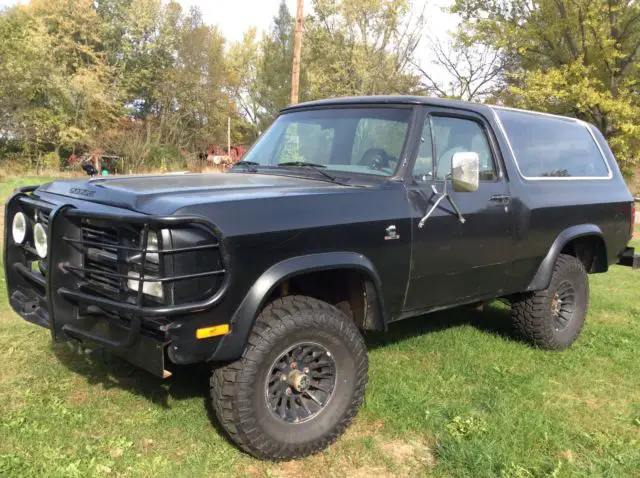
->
[210,295,368,460]
[511,253,589,350]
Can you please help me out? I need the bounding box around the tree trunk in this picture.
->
[290,0,304,105]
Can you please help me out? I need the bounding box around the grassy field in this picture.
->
[1,177,639,477]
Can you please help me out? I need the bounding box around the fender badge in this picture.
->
[385,225,399,241]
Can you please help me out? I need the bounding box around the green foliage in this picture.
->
[228,0,423,134]
[227,28,262,137]
[0,6,65,155]
[452,0,640,174]
[0,0,241,172]
[147,144,183,171]
[2,0,640,179]
[41,152,61,171]
[303,0,422,99]
[444,415,487,441]
[0,0,425,172]
[256,1,299,129]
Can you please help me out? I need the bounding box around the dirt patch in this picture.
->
[378,436,436,474]
[557,392,606,409]
[344,466,396,478]
[237,423,435,478]
[561,449,576,463]
[236,420,386,477]
[67,388,90,406]
[242,462,394,478]
[242,462,396,478]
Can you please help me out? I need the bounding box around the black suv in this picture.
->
[5,96,638,460]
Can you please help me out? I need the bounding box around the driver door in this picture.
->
[404,109,515,312]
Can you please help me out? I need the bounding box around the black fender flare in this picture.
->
[526,224,605,291]
[211,252,385,361]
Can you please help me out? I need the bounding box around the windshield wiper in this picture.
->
[277,161,339,182]
[233,160,260,173]
[278,161,328,168]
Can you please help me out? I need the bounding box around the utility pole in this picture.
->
[227,116,231,157]
[290,0,303,105]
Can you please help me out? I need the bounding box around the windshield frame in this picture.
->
[234,104,418,182]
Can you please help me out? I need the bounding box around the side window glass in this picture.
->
[496,109,610,178]
[412,117,434,182]
[432,116,497,181]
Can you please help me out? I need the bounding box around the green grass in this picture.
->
[1,177,640,477]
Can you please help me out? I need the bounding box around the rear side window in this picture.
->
[496,109,610,178]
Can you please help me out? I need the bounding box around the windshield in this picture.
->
[241,107,412,177]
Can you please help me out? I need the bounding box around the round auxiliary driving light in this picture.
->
[11,212,27,244]
[33,223,48,259]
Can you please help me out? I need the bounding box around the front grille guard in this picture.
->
[57,208,230,317]
[7,187,230,350]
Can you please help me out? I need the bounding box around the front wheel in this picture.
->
[210,296,368,460]
[511,253,589,350]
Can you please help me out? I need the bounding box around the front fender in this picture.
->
[526,224,605,291]
[210,252,385,361]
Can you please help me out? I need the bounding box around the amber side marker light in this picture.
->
[196,324,230,339]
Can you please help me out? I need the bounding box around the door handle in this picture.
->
[489,194,511,203]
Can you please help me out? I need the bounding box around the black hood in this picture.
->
[36,172,351,215]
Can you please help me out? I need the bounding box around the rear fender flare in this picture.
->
[526,224,605,291]
[211,252,385,361]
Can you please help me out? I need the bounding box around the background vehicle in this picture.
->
[5,96,637,460]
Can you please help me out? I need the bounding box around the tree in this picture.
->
[0,1,120,161]
[416,37,506,101]
[257,1,298,129]
[290,0,304,104]
[303,0,424,99]
[227,28,262,136]
[1,0,432,170]
[452,0,640,174]
[95,0,178,118]
[0,6,62,158]
[146,6,230,149]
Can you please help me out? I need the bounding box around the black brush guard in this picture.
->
[5,187,229,378]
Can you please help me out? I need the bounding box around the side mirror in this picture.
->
[451,152,479,192]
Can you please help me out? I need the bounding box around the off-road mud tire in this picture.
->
[210,295,368,460]
[511,253,589,350]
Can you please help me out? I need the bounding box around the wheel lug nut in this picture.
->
[286,388,292,395]
[280,374,287,381]
[303,367,309,373]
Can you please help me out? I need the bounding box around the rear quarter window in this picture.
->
[495,108,611,178]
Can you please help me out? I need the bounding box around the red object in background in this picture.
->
[204,145,247,161]
[198,145,247,169]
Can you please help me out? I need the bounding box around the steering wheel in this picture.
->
[359,148,391,170]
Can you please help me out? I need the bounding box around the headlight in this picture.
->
[12,212,27,244]
[127,271,164,299]
[33,223,48,258]
[144,230,159,264]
